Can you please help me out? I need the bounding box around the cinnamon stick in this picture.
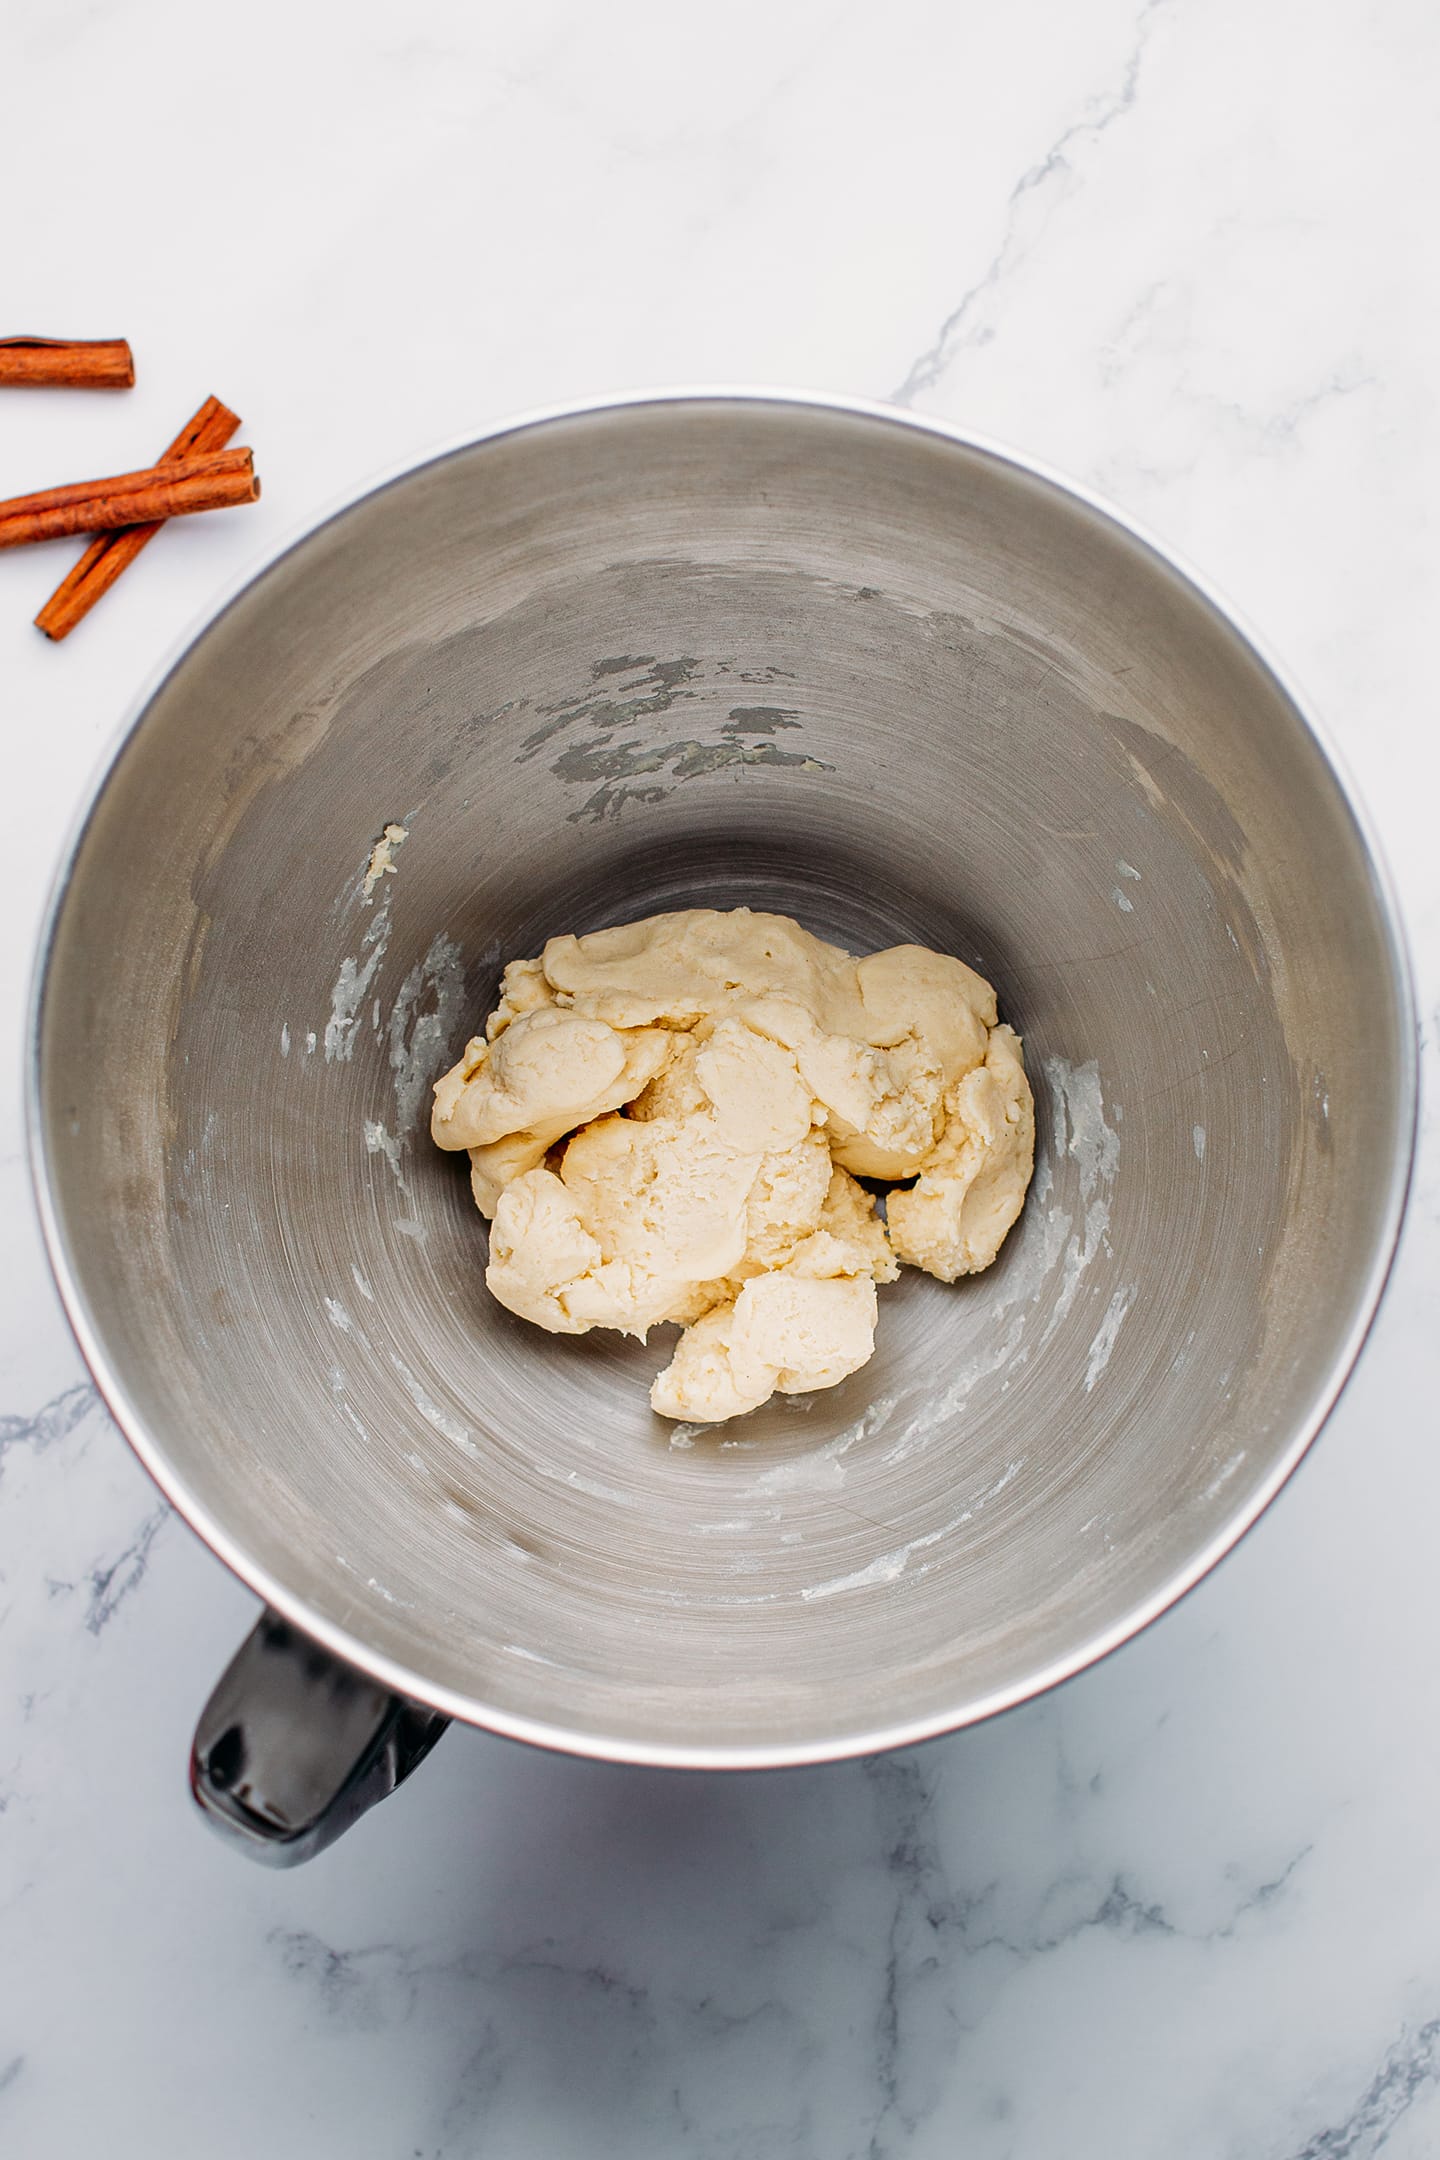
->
[0,448,257,550]
[36,396,241,640]
[0,337,135,389]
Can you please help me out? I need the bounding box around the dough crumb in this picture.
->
[432,908,1035,1424]
[363,822,408,897]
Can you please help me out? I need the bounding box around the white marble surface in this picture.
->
[3,2,1439,2153]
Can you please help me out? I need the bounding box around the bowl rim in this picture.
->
[25,386,1420,1769]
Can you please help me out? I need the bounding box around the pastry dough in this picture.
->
[431,909,1034,1422]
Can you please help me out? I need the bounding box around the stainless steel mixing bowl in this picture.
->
[29,393,1415,1860]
